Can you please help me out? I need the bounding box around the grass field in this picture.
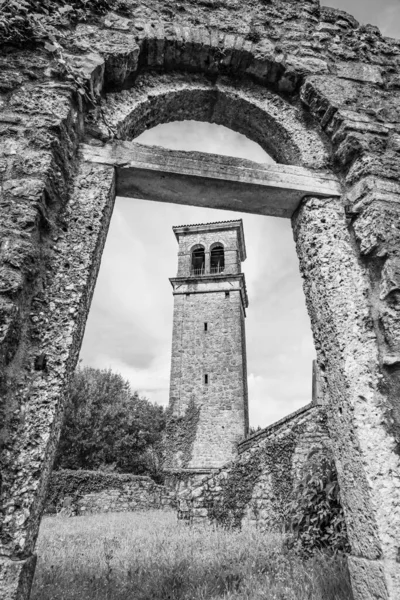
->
[31,510,354,600]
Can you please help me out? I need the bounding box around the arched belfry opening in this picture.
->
[210,244,225,274]
[191,245,206,276]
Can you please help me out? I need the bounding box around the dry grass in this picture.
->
[31,510,353,600]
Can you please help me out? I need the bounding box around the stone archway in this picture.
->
[1,2,400,599]
[93,72,331,168]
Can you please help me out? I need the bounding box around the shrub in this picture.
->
[287,455,350,556]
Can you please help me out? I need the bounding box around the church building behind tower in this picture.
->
[164,220,249,473]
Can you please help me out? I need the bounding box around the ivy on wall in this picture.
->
[188,408,348,561]
[206,426,305,529]
[163,399,201,469]
[206,451,264,528]
[45,468,156,512]
[287,456,350,556]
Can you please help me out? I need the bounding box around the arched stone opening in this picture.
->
[1,5,400,599]
[92,72,332,169]
[210,244,225,275]
[191,245,206,276]
[73,76,399,600]
[2,65,336,565]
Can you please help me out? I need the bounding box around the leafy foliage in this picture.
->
[45,469,163,514]
[55,366,166,482]
[287,455,350,556]
[0,0,112,46]
[248,425,262,436]
[163,398,201,469]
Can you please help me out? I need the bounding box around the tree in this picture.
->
[54,366,166,481]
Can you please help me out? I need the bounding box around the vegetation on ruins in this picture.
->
[163,398,201,469]
[31,510,354,600]
[204,423,316,531]
[287,456,350,556]
[55,366,166,481]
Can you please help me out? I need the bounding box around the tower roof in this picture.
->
[172,219,247,261]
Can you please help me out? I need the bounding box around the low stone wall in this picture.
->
[178,404,331,530]
[164,469,214,496]
[45,470,175,516]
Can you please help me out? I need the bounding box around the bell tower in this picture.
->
[164,220,249,473]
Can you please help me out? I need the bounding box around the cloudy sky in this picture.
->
[80,1,400,428]
[321,0,400,38]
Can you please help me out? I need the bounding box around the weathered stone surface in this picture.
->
[45,470,174,516]
[0,163,115,566]
[336,62,384,85]
[0,555,37,600]
[348,557,390,600]
[177,404,330,530]
[293,197,400,596]
[81,141,341,218]
[65,52,105,99]
[97,72,332,169]
[1,1,400,598]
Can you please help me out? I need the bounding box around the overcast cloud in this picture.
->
[80,1,399,428]
[321,0,400,38]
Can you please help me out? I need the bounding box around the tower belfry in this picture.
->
[164,220,249,472]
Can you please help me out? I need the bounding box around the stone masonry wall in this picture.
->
[45,470,175,516]
[165,222,248,471]
[176,228,241,277]
[164,469,214,498]
[165,287,248,469]
[178,404,330,530]
[1,0,400,597]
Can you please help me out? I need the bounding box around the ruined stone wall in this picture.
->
[45,470,174,516]
[177,404,330,529]
[164,469,214,498]
[1,0,400,598]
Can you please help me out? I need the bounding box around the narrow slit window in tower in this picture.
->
[191,247,205,276]
[210,245,225,274]
[204,322,208,332]
[204,374,209,384]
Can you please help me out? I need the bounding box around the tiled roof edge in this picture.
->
[172,219,243,229]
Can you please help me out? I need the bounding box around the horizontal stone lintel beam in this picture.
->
[80,142,342,218]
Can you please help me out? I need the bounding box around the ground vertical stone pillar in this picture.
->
[293,197,400,600]
[0,163,116,600]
